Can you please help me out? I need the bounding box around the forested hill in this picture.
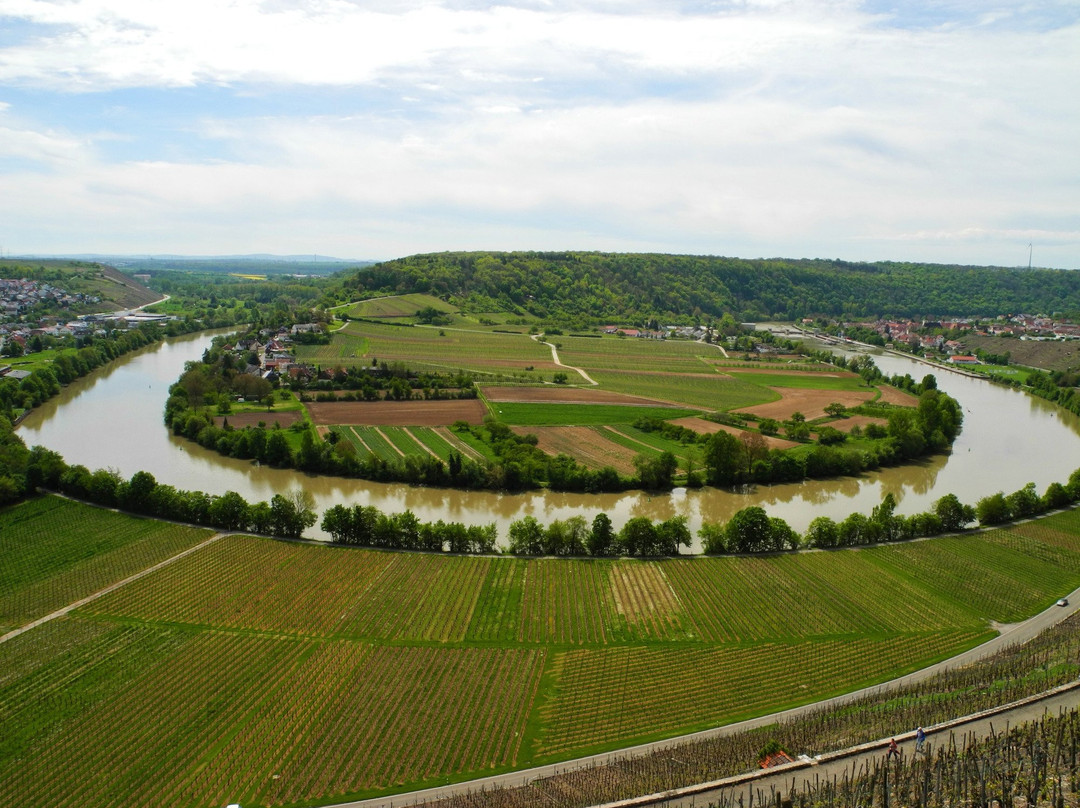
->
[341,252,1080,323]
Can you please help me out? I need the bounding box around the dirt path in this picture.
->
[375,426,406,457]
[697,336,729,358]
[0,531,230,645]
[532,333,598,385]
[404,427,442,460]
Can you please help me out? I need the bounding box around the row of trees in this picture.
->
[497,472,1080,557]
[321,504,496,553]
[506,513,691,557]
[7,438,316,537]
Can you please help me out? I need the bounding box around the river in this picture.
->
[16,329,1080,548]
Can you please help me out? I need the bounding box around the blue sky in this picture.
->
[0,0,1077,267]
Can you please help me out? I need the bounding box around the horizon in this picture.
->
[1,1,1078,267]
[2,249,1075,273]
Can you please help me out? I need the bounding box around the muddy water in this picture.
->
[16,330,1080,548]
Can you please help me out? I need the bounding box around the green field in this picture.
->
[331,424,479,463]
[724,369,871,391]
[492,402,701,426]
[347,293,457,319]
[587,368,777,411]
[7,495,1080,806]
[555,334,728,373]
[297,320,555,376]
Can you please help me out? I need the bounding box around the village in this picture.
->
[0,277,101,319]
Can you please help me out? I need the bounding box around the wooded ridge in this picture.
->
[341,252,1080,322]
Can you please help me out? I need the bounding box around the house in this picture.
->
[758,750,794,769]
[948,355,979,365]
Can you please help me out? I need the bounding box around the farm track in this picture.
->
[532,333,597,385]
[0,531,230,645]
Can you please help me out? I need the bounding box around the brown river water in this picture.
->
[16,328,1080,548]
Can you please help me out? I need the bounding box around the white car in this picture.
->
[1057,598,1069,607]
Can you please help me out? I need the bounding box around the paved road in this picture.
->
[325,586,1080,808]
[642,681,1080,808]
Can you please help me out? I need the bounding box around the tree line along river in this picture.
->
[16,328,1080,550]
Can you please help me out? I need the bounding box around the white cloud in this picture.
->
[0,1,1077,265]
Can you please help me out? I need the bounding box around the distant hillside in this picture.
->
[24,255,371,277]
[341,252,1080,322]
[0,259,159,313]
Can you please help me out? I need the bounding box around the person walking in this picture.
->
[916,726,926,754]
[887,738,900,760]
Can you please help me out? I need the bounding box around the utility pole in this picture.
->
[1029,243,1033,270]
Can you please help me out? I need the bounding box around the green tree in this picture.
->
[617,516,659,557]
[704,431,742,486]
[657,515,691,555]
[265,430,292,466]
[933,493,975,532]
[508,515,544,555]
[633,450,677,490]
[724,506,773,553]
[588,513,615,556]
[699,522,727,554]
[804,515,839,548]
[976,492,1012,526]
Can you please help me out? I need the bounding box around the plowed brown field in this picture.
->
[877,384,920,406]
[510,425,638,473]
[669,416,799,450]
[306,399,488,426]
[214,412,302,429]
[736,388,875,422]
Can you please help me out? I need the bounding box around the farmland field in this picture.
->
[492,402,700,426]
[510,426,639,473]
[735,386,878,421]
[347,293,456,319]
[586,368,775,410]
[306,398,488,426]
[291,315,928,480]
[11,497,1080,806]
[296,320,555,375]
[555,335,729,373]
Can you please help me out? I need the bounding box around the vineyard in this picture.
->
[7,497,1080,806]
[0,496,212,631]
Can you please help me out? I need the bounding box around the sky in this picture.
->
[0,1,1078,268]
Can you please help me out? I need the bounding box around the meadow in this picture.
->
[6,495,1080,806]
